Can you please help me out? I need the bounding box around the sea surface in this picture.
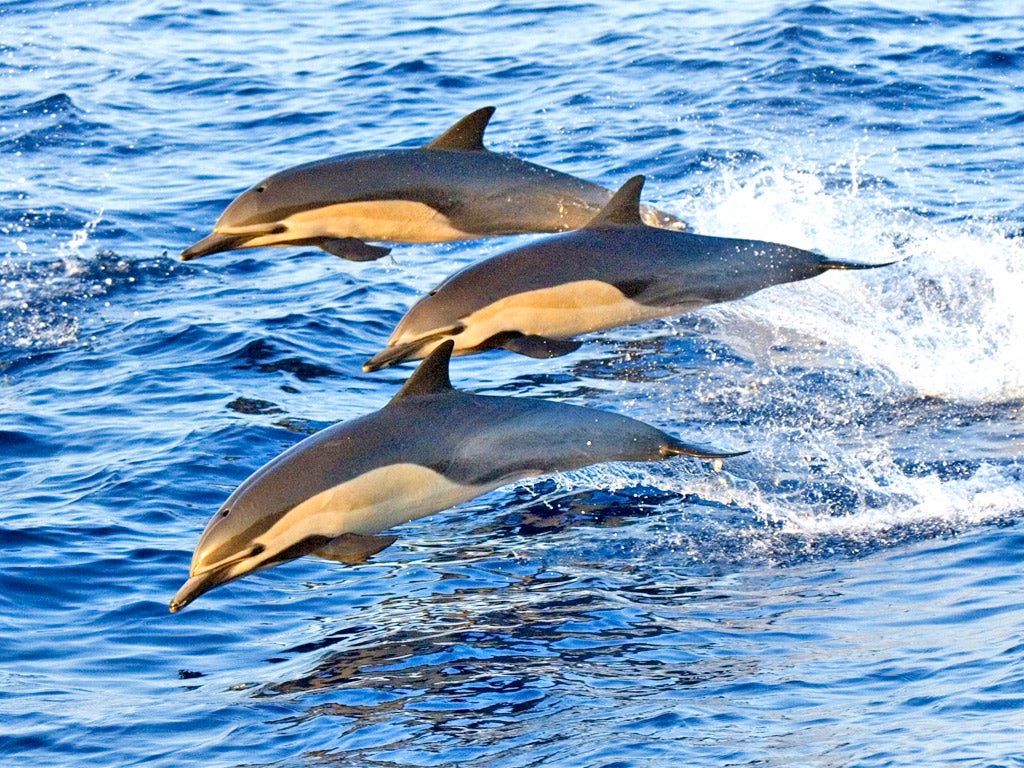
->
[3,1,1023,766]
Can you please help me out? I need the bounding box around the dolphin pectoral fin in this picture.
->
[661,439,749,460]
[181,233,249,260]
[496,333,583,359]
[312,533,399,565]
[316,238,391,262]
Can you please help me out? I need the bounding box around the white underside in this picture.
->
[217,200,472,245]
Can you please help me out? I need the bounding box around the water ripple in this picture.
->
[3,1,1024,766]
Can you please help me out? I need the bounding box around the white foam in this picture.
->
[514,447,1023,565]
[540,160,1024,556]
[675,163,1024,403]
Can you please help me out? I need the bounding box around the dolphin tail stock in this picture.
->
[638,203,689,232]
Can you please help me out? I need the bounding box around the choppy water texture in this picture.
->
[3,2,1024,766]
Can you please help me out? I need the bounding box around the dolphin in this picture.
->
[169,341,740,612]
[181,107,687,262]
[363,175,894,371]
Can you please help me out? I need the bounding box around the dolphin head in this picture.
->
[363,283,475,371]
[169,479,302,612]
[363,325,462,371]
[180,176,293,260]
[169,410,412,613]
[168,434,348,612]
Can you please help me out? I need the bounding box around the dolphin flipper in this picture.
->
[312,533,399,564]
[316,237,392,261]
[498,334,583,359]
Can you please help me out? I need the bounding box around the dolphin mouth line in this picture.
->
[181,232,251,260]
[180,224,289,260]
[169,569,224,612]
[216,223,289,237]
[189,544,265,580]
[169,544,266,613]
[180,224,295,260]
[363,341,428,372]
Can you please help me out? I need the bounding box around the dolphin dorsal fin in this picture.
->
[585,175,647,228]
[391,341,455,401]
[425,107,495,151]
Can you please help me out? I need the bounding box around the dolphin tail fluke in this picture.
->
[661,438,748,459]
[312,533,399,564]
[818,256,900,271]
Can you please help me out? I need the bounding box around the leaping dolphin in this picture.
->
[181,107,687,262]
[363,175,894,371]
[169,341,741,612]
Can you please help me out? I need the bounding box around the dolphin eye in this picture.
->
[256,185,267,193]
[219,508,231,518]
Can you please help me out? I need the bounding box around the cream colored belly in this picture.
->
[254,463,496,559]
[219,200,472,244]
[392,280,676,352]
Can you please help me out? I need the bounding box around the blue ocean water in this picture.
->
[3,1,1023,765]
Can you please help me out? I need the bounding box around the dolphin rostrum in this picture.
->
[169,341,741,612]
[363,175,894,371]
[181,107,687,262]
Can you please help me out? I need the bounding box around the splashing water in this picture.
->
[523,160,1024,566]
[688,162,1024,403]
[0,210,125,355]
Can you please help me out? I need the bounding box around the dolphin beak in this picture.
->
[363,342,422,372]
[169,569,229,613]
[181,232,249,261]
[363,329,464,372]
